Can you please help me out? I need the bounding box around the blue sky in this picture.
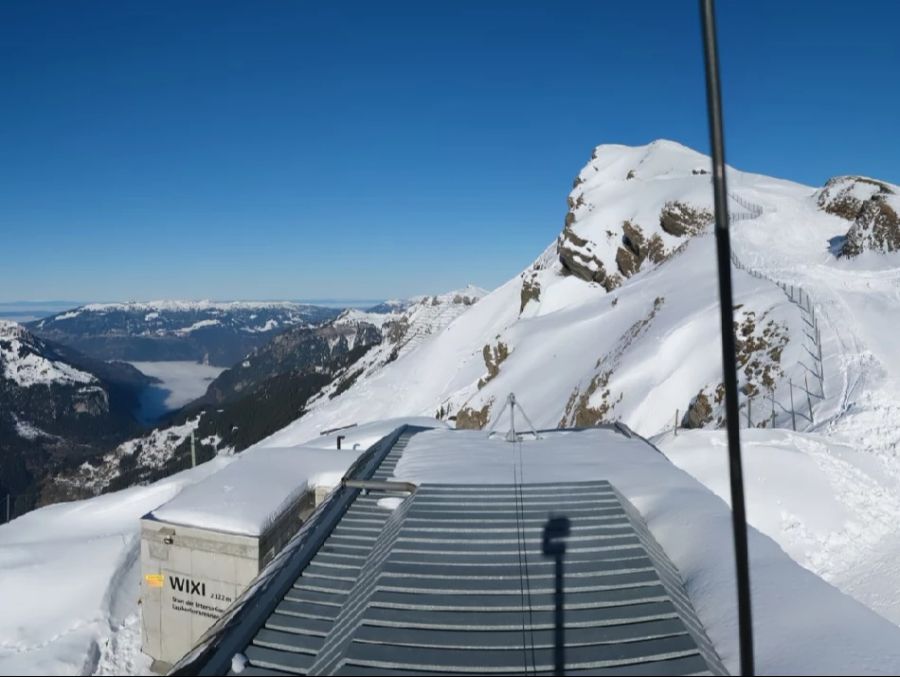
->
[1,1,898,303]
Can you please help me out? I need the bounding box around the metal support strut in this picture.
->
[486,393,541,442]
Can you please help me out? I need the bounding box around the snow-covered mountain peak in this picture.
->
[557,140,719,292]
[0,321,96,387]
[584,139,710,183]
[0,319,26,340]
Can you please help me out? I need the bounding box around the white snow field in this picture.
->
[0,458,233,676]
[659,429,900,626]
[2,140,900,674]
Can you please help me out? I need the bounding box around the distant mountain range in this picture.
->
[28,301,342,367]
[48,287,485,499]
[0,321,150,513]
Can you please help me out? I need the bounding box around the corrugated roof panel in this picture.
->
[167,428,724,676]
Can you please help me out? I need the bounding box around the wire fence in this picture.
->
[670,193,825,435]
[0,490,41,525]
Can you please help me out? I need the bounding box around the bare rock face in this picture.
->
[557,224,622,291]
[520,274,541,313]
[659,201,713,238]
[478,341,509,389]
[682,390,713,429]
[818,176,900,256]
[455,402,492,430]
[557,178,712,290]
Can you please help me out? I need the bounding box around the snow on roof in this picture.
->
[149,445,360,536]
[150,418,445,536]
[386,427,900,675]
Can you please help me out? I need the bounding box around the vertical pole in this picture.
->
[747,396,752,428]
[675,409,679,435]
[699,1,755,672]
[789,379,796,431]
[770,390,776,428]
[805,374,814,422]
[191,430,196,468]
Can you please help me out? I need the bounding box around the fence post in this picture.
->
[674,409,679,436]
[789,379,796,431]
[747,396,752,428]
[190,430,196,468]
[805,374,814,422]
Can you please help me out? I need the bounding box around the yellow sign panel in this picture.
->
[145,574,164,588]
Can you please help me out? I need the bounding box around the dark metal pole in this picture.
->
[699,1,755,674]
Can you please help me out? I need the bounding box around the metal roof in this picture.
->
[173,427,726,675]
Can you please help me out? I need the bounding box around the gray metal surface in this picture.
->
[174,427,725,676]
[219,478,724,675]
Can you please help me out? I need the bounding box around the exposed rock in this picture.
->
[557,226,622,291]
[647,234,667,264]
[819,176,900,256]
[559,370,619,428]
[659,201,714,237]
[520,274,541,313]
[682,390,713,429]
[626,169,636,180]
[386,316,410,344]
[615,221,649,278]
[733,309,789,397]
[478,341,510,389]
[452,293,477,306]
[455,403,491,430]
[559,297,664,428]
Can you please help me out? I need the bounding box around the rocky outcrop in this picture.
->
[455,402,492,430]
[520,274,541,313]
[682,390,714,429]
[478,341,510,389]
[557,224,622,291]
[559,297,664,428]
[734,309,789,397]
[818,176,900,256]
[659,201,714,237]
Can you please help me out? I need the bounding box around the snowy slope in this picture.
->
[0,458,234,676]
[660,428,900,626]
[258,142,820,446]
